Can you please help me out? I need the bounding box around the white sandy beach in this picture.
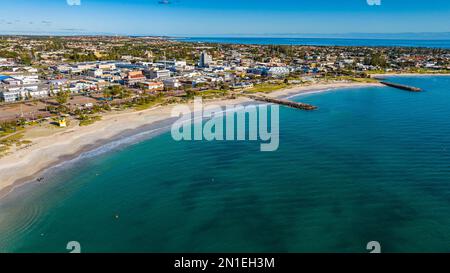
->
[266,82,383,98]
[0,82,383,197]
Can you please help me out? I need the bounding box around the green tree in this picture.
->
[185,90,198,99]
[103,85,130,99]
[365,52,388,68]
[20,53,32,65]
[56,89,70,105]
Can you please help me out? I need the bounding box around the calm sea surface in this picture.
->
[177,37,450,49]
[1,76,450,253]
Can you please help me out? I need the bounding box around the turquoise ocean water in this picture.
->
[0,76,450,253]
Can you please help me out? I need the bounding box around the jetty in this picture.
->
[248,95,317,111]
[378,81,422,92]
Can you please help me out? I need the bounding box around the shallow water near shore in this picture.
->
[1,76,450,253]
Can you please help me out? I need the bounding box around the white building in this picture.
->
[2,78,22,86]
[17,75,40,85]
[75,63,97,71]
[0,58,14,67]
[23,66,38,73]
[49,79,68,89]
[2,75,40,86]
[144,69,171,80]
[232,82,254,89]
[156,60,187,68]
[1,86,49,102]
[268,67,290,77]
[56,65,71,73]
[97,62,116,70]
[87,68,103,78]
[138,81,164,91]
[0,89,20,102]
[192,78,208,87]
[163,78,182,89]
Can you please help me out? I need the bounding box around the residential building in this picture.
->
[232,82,254,89]
[125,71,146,86]
[138,81,164,91]
[268,67,290,77]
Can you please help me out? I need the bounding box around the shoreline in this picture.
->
[0,97,251,199]
[0,81,384,198]
[267,82,383,98]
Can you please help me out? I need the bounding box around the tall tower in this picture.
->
[199,51,212,68]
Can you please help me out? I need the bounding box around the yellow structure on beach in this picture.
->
[58,118,67,128]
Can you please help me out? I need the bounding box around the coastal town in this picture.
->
[0,35,449,157]
[2,0,450,257]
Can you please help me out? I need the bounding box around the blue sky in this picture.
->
[0,0,449,37]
